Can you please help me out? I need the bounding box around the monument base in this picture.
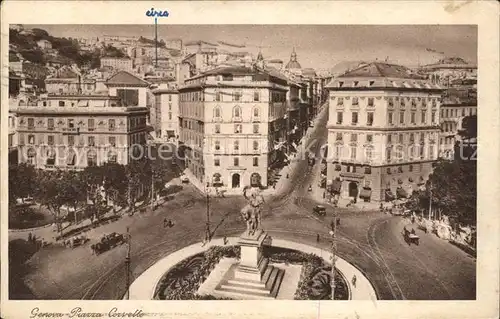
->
[213,230,285,299]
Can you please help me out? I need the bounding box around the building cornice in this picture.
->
[326,125,441,131]
[327,87,443,93]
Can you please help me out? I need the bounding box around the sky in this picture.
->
[28,25,477,70]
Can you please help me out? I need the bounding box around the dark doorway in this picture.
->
[232,173,241,188]
[250,173,261,187]
[348,182,358,198]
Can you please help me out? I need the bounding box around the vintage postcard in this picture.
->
[1,1,499,318]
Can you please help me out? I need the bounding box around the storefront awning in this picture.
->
[396,187,408,199]
[360,188,372,199]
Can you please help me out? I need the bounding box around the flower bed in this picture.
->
[263,246,349,300]
[154,245,348,300]
[154,246,240,300]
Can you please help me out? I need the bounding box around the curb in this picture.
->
[126,236,377,300]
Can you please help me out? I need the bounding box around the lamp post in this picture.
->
[205,182,211,242]
[329,209,338,301]
[124,226,131,300]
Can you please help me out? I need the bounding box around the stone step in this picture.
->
[264,267,279,291]
[221,280,269,291]
[262,265,274,283]
[216,286,273,299]
[270,268,285,298]
[226,278,266,289]
[213,287,276,300]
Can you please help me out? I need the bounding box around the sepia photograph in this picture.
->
[1,1,499,319]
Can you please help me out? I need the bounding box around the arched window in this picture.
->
[214,106,222,119]
[233,106,241,118]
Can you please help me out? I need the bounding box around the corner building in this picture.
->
[178,66,288,193]
[325,62,443,202]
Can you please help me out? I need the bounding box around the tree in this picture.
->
[458,115,477,140]
[150,158,170,208]
[59,171,86,224]
[19,49,45,64]
[125,159,149,212]
[31,28,50,41]
[36,170,66,236]
[81,166,105,223]
[8,163,38,207]
[101,163,128,214]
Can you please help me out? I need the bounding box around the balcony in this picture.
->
[62,127,80,135]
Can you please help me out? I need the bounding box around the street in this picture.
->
[10,108,475,300]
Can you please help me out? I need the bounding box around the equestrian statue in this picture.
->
[240,186,265,236]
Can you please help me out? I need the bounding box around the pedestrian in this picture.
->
[352,274,357,288]
[163,217,168,228]
[223,236,228,245]
[28,232,33,243]
[316,234,320,243]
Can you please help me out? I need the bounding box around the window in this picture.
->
[87,151,97,166]
[336,133,343,141]
[386,167,392,174]
[117,89,139,106]
[169,113,172,120]
[169,103,172,111]
[59,101,65,107]
[88,136,95,146]
[386,147,392,162]
[216,91,221,101]
[350,146,356,160]
[43,101,47,107]
[337,112,343,124]
[214,158,220,166]
[337,97,344,106]
[254,91,260,102]
[169,95,172,102]
[234,124,242,133]
[411,98,417,107]
[47,135,54,145]
[421,111,426,124]
[233,106,241,118]
[366,134,373,143]
[68,135,74,146]
[445,109,449,117]
[88,119,95,131]
[365,166,372,174]
[398,166,403,173]
[253,124,259,134]
[398,134,403,144]
[367,112,374,126]
[387,134,392,143]
[410,112,416,124]
[214,107,221,118]
[419,145,424,158]
[234,140,239,151]
[215,124,220,134]
[431,112,436,124]
[409,164,413,172]
[253,107,260,118]
[420,133,425,143]
[350,133,357,142]
[109,136,116,147]
[233,91,242,102]
[28,118,34,129]
[409,133,414,143]
[352,97,359,106]
[429,145,434,158]
[367,97,374,107]
[28,134,35,144]
[233,157,239,166]
[109,119,116,131]
[351,112,358,125]
[48,118,54,130]
[388,112,393,125]
[388,98,394,107]
[215,140,220,150]
[335,164,341,171]
[253,157,259,167]
[366,147,373,161]
[68,119,75,128]
[462,108,465,117]
[399,111,405,124]
[253,141,259,151]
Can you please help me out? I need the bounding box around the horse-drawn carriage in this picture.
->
[91,232,126,255]
[64,234,89,248]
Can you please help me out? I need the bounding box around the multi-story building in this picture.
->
[325,62,443,202]
[152,88,180,141]
[420,57,477,88]
[100,57,134,73]
[8,111,19,164]
[12,93,149,169]
[178,65,288,192]
[37,39,52,50]
[439,88,477,159]
[45,67,96,94]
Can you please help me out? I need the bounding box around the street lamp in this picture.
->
[329,209,338,301]
[124,226,131,300]
[205,181,211,242]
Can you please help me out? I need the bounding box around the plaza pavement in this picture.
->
[127,236,377,301]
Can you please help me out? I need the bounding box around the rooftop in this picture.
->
[106,71,150,87]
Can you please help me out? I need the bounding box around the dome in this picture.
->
[285,48,302,70]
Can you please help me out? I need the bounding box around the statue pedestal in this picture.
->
[212,229,285,299]
[235,229,269,281]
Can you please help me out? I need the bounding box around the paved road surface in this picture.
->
[10,106,476,300]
